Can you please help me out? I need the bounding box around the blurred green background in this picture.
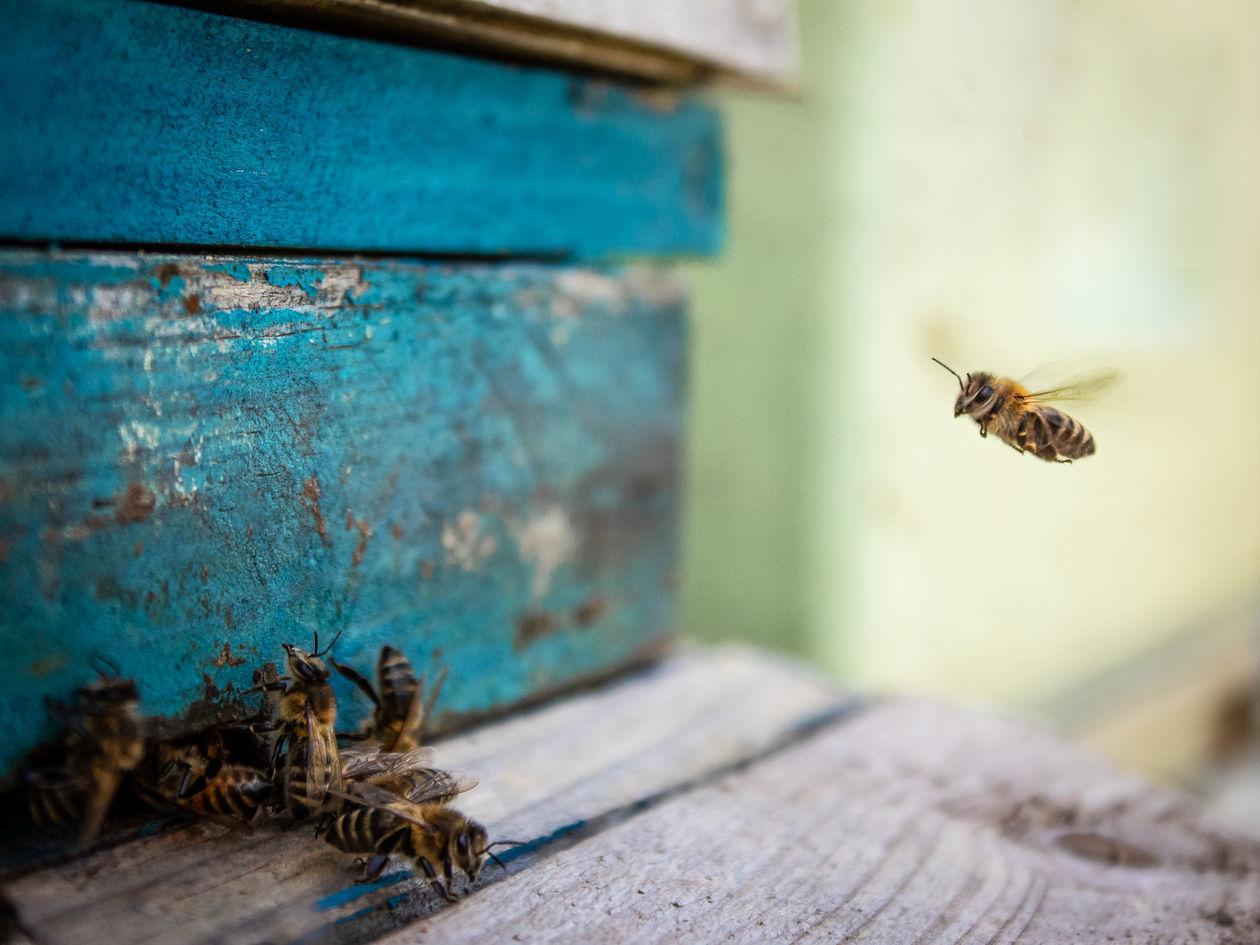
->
[681,0,1260,794]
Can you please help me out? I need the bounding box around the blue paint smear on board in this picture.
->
[0,0,723,259]
[0,251,684,775]
[315,870,410,911]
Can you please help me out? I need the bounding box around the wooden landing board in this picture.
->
[390,696,1260,945]
[0,648,851,944]
[6,647,1259,944]
[0,0,722,258]
[187,0,798,84]
[0,251,686,777]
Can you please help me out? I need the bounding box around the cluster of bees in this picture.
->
[19,633,514,903]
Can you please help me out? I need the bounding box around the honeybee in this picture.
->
[322,778,507,902]
[132,731,273,830]
[252,632,344,821]
[333,646,446,753]
[26,676,145,846]
[933,359,1118,463]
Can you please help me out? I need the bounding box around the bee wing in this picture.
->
[1020,368,1123,403]
[341,745,436,781]
[304,703,342,796]
[391,767,478,805]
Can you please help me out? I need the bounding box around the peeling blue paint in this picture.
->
[0,251,684,776]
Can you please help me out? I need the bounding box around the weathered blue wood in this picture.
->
[0,0,722,259]
[0,251,685,777]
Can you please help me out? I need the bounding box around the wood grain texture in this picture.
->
[0,250,687,777]
[182,0,798,84]
[0,648,851,944]
[0,0,722,258]
[382,698,1260,945]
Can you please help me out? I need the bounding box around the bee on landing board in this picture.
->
[25,676,145,846]
[932,358,1118,463]
[131,728,273,831]
[322,776,516,902]
[250,631,344,821]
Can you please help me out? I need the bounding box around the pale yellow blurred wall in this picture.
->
[684,0,1260,759]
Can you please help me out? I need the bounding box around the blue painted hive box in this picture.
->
[0,0,722,777]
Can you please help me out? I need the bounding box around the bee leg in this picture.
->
[354,855,390,883]
[416,859,456,903]
[313,813,335,839]
[331,660,380,707]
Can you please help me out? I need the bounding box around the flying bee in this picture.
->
[26,675,145,846]
[250,631,344,821]
[932,359,1119,463]
[332,646,446,753]
[322,779,514,903]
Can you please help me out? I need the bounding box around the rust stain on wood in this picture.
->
[211,642,247,668]
[515,611,563,650]
[572,596,609,626]
[115,482,156,525]
[300,476,330,546]
[348,516,372,568]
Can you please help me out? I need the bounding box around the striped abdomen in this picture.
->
[323,806,410,855]
[186,765,272,819]
[26,774,84,825]
[1017,406,1096,462]
[377,647,418,723]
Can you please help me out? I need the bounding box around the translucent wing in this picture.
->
[341,745,436,781]
[1018,368,1122,403]
[304,704,343,799]
[380,766,477,805]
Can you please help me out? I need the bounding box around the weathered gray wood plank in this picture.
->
[9,649,1257,944]
[383,699,1260,945]
[1,647,850,944]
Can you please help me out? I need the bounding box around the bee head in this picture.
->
[452,820,490,883]
[953,372,999,419]
[79,676,139,709]
[282,644,330,684]
[937,357,992,418]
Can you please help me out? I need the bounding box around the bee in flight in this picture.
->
[932,358,1118,463]
[332,646,446,753]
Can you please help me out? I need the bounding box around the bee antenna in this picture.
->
[487,850,510,874]
[91,653,122,678]
[314,628,344,658]
[931,357,966,391]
